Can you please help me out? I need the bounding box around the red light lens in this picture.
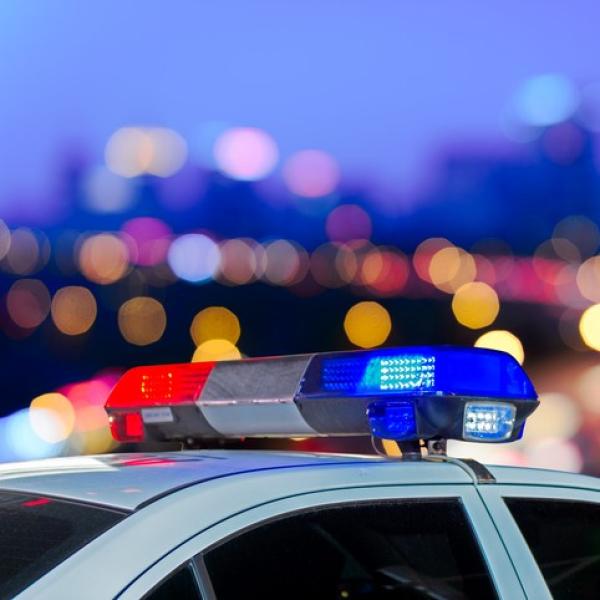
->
[106,362,216,409]
[110,412,145,443]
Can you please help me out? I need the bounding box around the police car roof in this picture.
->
[0,450,598,511]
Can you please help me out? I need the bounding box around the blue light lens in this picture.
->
[322,354,436,393]
[463,402,516,441]
[317,346,535,400]
[367,400,417,440]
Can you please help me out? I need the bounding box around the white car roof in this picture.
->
[0,450,598,511]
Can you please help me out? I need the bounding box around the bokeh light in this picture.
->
[524,438,583,472]
[451,282,500,329]
[105,126,188,178]
[262,240,308,286]
[82,165,135,213]
[167,234,220,283]
[0,219,10,261]
[413,237,453,282]
[358,248,409,296]
[554,215,600,258]
[474,329,524,364]
[513,73,579,127]
[2,228,47,275]
[192,339,242,362]
[326,205,372,242]
[51,286,97,335]
[190,306,241,346]
[344,301,391,348]
[6,279,51,329]
[576,257,600,302]
[121,217,172,266]
[524,393,581,442]
[4,410,63,461]
[428,246,476,293]
[78,233,130,284]
[217,238,260,285]
[29,393,76,443]
[579,304,600,351]
[213,127,278,181]
[311,243,356,288]
[282,150,340,198]
[578,365,600,415]
[118,296,166,346]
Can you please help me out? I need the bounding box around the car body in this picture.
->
[3,449,600,599]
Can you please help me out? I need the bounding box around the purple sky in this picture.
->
[1,1,599,221]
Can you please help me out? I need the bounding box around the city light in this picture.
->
[167,233,220,283]
[6,279,50,329]
[326,205,372,242]
[213,127,278,181]
[78,233,130,284]
[283,150,340,198]
[474,330,525,365]
[452,282,500,329]
[343,301,392,348]
[118,297,167,346]
[51,286,97,335]
[190,306,241,346]
[105,126,188,178]
[579,304,600,351]
[192,339,242,362]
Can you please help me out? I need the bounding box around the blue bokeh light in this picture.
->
[514,73,579,127]
[167,233,220,283]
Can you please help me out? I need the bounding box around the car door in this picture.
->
[479,484,600,599]
[122,483,525,599]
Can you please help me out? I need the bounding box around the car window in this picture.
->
[203,499,496,599]
[0,490,126,598]
[506,498,600,600]
[143,564,201,600]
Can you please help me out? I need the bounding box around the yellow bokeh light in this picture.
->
[428,246,476,293]
[77,427,117,455]
[451,282,500,329]
[118,297,167,346]
[192,339,242,362]
[579,304,600,351]
[78,233,130,284]
[51,286,97,335]
[190,306,241,346]
[474,330,525,364]
[29,393,75,443]
[343,301,392,348]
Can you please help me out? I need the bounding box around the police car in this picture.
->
[0,347,598,599]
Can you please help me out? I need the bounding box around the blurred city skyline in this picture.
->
[2,1,600,222]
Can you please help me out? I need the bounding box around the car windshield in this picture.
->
[0,490,126,597]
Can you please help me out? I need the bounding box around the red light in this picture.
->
[118,457,177,467]
[105,362,216,410]
[109,412,145,443]
[22,497,52,508]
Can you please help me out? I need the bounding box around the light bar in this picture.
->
[105,346,538,444]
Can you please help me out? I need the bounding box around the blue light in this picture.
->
[322,353,436,393]
[367,400,417,440]
[463,402,516,441]
[317,347,536,400]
